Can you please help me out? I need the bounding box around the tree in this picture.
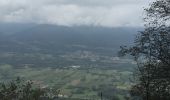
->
[0,77,60,100]
[119,0,170,100]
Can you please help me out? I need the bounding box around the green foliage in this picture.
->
[120,0,170,100]
[0,77,43,100]
[0,77,60,100]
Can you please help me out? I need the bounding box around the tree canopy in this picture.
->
[119,0,170,100]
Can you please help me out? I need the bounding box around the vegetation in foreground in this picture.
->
[120,0,170,100]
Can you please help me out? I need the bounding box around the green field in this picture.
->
[0,64,133,100]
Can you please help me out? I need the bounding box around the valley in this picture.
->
[0,23,140,100]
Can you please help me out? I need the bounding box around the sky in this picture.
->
[0,0,153,27]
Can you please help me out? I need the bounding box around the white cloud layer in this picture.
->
[0,0,153,27]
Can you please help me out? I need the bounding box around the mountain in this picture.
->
[13,24,138,45]
[0,24,140,54]
[0,23,142,69]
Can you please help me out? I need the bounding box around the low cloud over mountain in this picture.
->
[0,0,153,27]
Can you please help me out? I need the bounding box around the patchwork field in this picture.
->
[0,64,133,100]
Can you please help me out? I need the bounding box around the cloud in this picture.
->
[0,0,152,27]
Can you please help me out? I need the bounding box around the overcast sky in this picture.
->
[0,0,153,27]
